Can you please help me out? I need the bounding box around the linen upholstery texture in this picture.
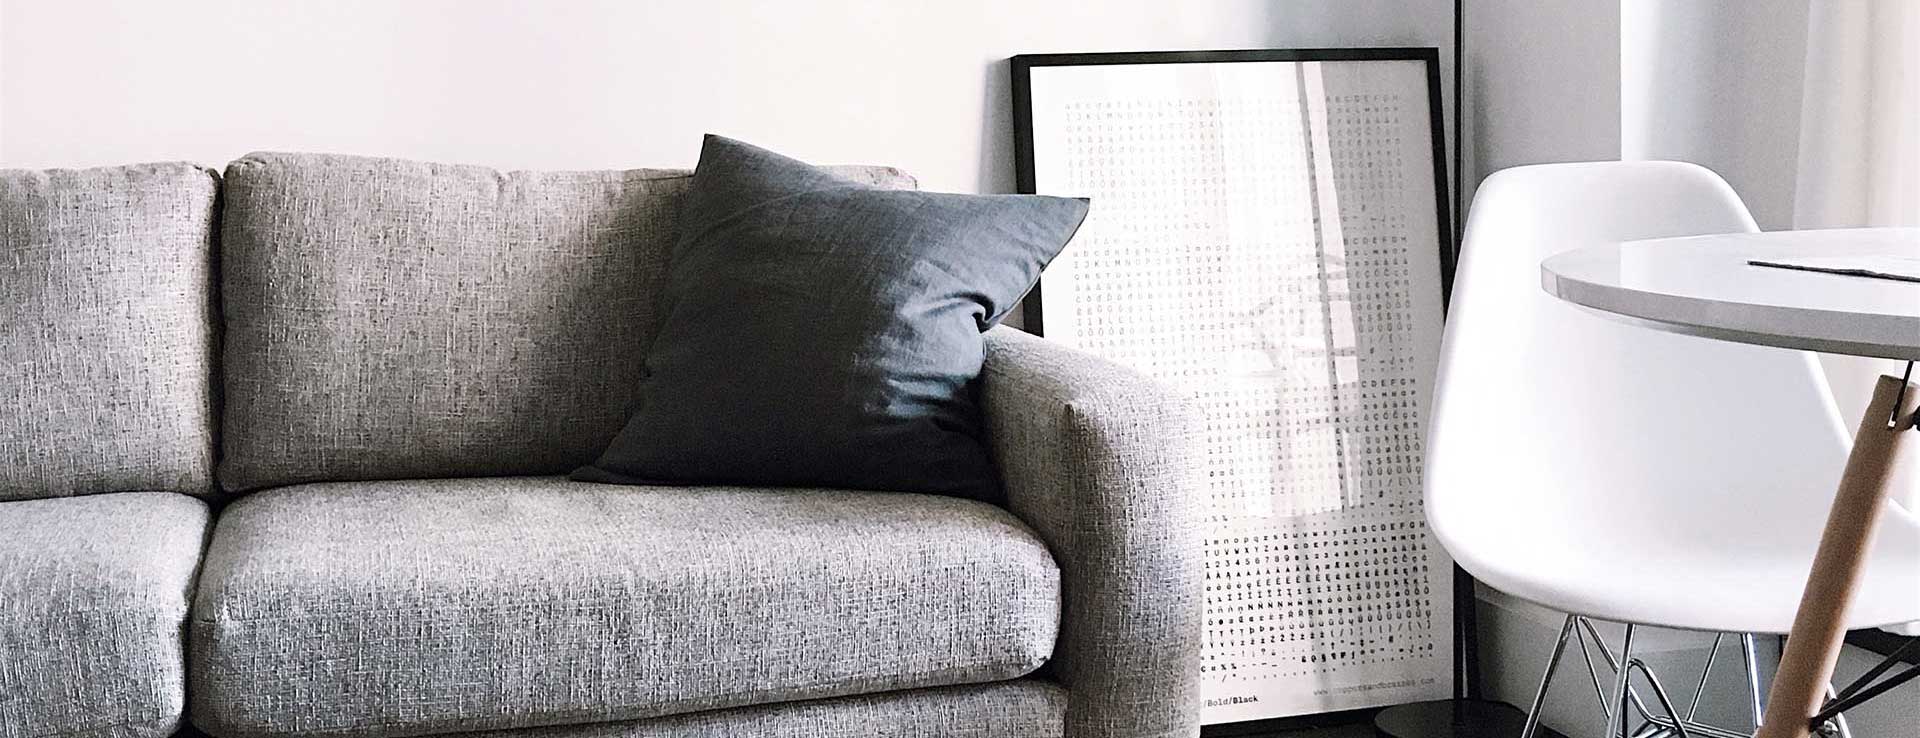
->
[435,682,1064,738]
[188,477,1060,738]
[216,152,916,492]
[0,492,212,738]
[0,163,218,501]
[979,326,1208,738]
[577,135,1088,501]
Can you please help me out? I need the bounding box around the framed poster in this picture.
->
[1012,48,1456,724]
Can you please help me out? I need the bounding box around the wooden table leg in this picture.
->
[1754,374,1918,738]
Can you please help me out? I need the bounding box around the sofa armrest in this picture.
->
[980,326,1205,738]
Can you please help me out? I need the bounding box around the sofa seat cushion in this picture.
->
[429,681,1064,738]
[189,477,1060,738]
[0,492,211,738]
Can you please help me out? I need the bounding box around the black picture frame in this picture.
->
[1009,47,1464,730]
[1011,47,1455,336]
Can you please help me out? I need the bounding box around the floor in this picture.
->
[1272,726,1374,738]
[1207,720,1377,738]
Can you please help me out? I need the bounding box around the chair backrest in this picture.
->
[0,162,219,501]
[1426,161,1852,568]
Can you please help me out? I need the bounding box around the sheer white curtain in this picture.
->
[1794,0,1919,437]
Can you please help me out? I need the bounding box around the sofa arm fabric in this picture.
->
[980,326,1206,738]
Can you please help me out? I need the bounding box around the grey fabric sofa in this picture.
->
[0,155,1206,738]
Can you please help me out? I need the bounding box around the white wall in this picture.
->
[0,0,1453,196]
[1461,0,1621,207]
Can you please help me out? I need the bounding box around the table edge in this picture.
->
[1540,264,1920,361]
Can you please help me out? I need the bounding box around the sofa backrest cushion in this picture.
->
[216,152,916,492]
[0,163,219,501]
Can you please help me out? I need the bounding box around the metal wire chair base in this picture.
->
[1519,615,1852,738]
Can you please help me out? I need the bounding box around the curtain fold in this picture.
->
[1794,0,1919,476]
[1794,0,1918,229]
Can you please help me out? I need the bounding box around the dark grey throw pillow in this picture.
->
[573,135,1088,500]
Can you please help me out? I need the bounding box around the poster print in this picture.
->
[1013,49,1456,723]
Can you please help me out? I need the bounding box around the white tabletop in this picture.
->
[1541,227,1920,361]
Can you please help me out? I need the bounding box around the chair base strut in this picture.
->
[1518,615,1856,738]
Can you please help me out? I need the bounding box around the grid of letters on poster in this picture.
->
[1053,80,1441,717]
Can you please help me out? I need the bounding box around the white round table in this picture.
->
[1541,226,1920,738]
[1541,227,1920,361]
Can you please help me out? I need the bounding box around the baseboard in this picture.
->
[1201,707,1377,735]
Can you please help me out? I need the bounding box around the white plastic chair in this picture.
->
[1427,161,1920,738]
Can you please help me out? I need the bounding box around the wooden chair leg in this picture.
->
[1755,375,1918,738]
